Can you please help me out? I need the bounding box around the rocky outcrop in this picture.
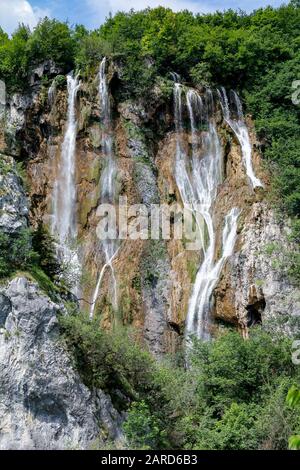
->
[0,277,123,450]
[214,202,300,335]
[0,154,28,233]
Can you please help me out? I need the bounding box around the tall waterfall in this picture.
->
[218,87,263,189]
[172,80,239,341]
[52,73,80,242]
[90,58,119,318]
[50,72,81,294]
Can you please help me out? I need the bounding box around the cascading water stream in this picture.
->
[89,58,119,318]
[52,73,80,242]
[51,73,81,292]
[218,87,263,189]
[172,79,239,342]
[48,79,56,107]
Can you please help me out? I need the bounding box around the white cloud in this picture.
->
[0,0,50,34]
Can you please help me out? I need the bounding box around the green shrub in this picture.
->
[32,223,61,280]
[0,228,37,277]
[59,312,156,409]
[286,385,300,449]
[60,321,300,450]
[158,329,300,450]
[123,400,167,449]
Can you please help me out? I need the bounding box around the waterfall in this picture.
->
[89,58,119,318]
[52,73,80,242]
[218,87,263,189]
[172,80,239,341]
[48,79,56,107]
[50,73,81,294]
[187,207,239,340]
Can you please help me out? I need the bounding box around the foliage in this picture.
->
[0,19,75,91]
[0,224,65,299]
[32,223,61,280]
[286,385,300,449]
[59,318,300,450]
[59,312,156,409]
[123,401,167,449]
[167,329,300,450]
[26,18,75,69]
[0,228,37,277]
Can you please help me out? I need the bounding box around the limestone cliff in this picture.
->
[0,277,122,450]
[0,60,298,365]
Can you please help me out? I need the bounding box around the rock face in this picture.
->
[0,277,122,450]
[1,60,298,356]
[0,155,28,233]
[214,202,300,334]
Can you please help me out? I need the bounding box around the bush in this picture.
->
[59,319,300,450]
[286,385,300,449]
[0,19,75,92]
[32,223,61,280]
[154,329,300,450]
[0,228,37,277]
[27,18,75,69]
[59,312,156,409]
[123,401,166,449]
[189,328,294,414]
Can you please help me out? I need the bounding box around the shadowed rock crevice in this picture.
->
[246,300,264,327]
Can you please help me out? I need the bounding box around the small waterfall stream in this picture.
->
[218,87,263,189]
[89,58,119,318]
[172,79,240,341]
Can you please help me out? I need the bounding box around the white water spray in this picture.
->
[218,87,263,189]
[90,58,119,318]
[172,80,239,341]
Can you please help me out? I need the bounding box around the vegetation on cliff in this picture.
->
[60,312,300,450]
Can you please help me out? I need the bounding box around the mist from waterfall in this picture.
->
[218,87,263,189]
[90,57,119,318]
[172,80,239,341]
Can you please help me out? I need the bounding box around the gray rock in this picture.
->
[119,105,172,356]
[4,91,37,157]
[0,277,123,449]
[0,155,28,233]
[118,101,148,125]
[134,161,160,208]
[142,253,172,357]
[229,202,300,334]
[29,61,64,87]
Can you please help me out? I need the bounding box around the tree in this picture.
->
[286,385,300,449]
[123,401,166,449]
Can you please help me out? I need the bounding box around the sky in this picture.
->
[0,0,286,34]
